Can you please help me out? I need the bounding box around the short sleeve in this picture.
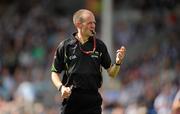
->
[51,41,66,73]
[100,41,111,69]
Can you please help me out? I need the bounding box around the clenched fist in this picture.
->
[60,86,72,99]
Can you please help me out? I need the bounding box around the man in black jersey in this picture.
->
[51,9,126,114]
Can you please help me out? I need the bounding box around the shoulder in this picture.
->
[96,38,106,46]
[57,37,76,49]
[96,38,107,48]
[57,39,67,49]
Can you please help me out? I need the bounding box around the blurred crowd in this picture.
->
[0,0,179,114]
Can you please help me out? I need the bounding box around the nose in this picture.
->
[90,24,95,31]
[92,22,95,28]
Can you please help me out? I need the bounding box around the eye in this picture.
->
[88,21,96,25]
[92,21,96,24]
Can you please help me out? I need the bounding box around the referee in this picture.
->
[51,9,126,114]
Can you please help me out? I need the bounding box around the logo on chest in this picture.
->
[91,51,101,58]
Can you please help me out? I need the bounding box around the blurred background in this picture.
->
[0,0,179,114]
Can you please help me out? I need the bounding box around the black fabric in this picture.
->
[51,33,111,114]
[61,89,102,114]
[51,33,111,90]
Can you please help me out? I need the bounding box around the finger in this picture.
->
[65,88,72,95]
[116,46,126,52]
[64,92,71,97]
[118,52,125,59]
[121,46,125,50]
[117,51,124,57]
[62,92,70,98]
[119,52,125,58]
[61,88,69,95]
[66,87,72,93]
[119,48,126,54]
[61,86,73,99]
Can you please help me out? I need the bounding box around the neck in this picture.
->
[77,32,89,44]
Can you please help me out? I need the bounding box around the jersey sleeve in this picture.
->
[100,41,111,69]
[51,41,66,73]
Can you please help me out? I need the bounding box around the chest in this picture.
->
[66,43,102,66]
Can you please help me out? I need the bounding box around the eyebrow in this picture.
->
[87,21,96,24]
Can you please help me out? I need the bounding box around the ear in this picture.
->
[76,22,82,28]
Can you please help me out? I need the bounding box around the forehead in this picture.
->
[81,12,95,22]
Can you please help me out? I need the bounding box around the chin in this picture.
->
[90,32,95,37]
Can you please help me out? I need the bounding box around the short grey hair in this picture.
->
[73,9,92,25]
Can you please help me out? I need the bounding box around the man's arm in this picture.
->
[107,64,121,78]
[107,46,126,78]
[51,72,63,90]
[51,72,71,98]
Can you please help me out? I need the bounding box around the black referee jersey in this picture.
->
[51,33,111,91]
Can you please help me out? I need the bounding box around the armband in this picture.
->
[58,85,63,92]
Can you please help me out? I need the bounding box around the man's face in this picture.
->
[80,13,96,37]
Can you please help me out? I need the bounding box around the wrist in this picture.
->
[58,84,63,92]
[115,62,121,66]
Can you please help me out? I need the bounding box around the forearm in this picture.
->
[107,64,121,78]
[107,46,125,78]
[51,72,62,90]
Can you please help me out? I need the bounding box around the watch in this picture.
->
[115,63,121,66]
[58,85,63,92]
